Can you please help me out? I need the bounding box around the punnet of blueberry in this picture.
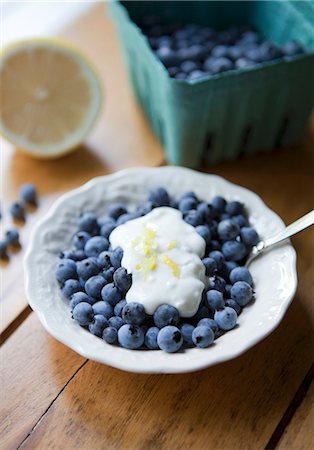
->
[55,188,259,352]
[137,20,306,81]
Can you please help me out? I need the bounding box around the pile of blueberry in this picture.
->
[139,19,305,80]
[0,184,38,259]
[56,187,259,353]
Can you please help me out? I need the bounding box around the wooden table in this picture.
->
[1,4,313,450]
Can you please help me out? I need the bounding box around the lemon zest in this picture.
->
[167,240,177,250]
[161,254,180,278]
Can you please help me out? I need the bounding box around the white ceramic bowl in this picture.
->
[24,167,297,373]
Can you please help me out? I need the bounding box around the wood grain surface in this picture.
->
[277,381,314,450]
[1,3,314,450]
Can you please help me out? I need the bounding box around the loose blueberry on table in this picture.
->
[55,188,258,353]
[137,20,305,81]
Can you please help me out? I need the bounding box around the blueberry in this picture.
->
[118,324,144,349]
[222,240,246,261]
[211,196,226,213]
[192,325,214,348]
[174,72,188,80]
[85,275,107,298]
[101,282,122,306]
[108,316,125,330]
[235,57,255,69]
[136,201,157,216]
[19,183,37,204]
[204,56,233,74]
[228,45,244,61]
[122,302,146,325]
[70,292,93,310]
[155,47,179,67]
[179,191,198,202]
[231,281,253,306]
[208,275,226,293]
[60,249,86,261]
[55,259,77,283]
[211,45,229,58]
[206,289,224,311]
[103,326,118,344]
[214,307,237,331]
[116,213,138,226]
[72,231,91,250]
[180,323,195,345]
[92,301,114,319]
[157,326,183,353]
[178,197,198,213]
[239,30,260,44]
[113,267,132,294]
[188,70,206,81]
[220,261,238,279]
[73,302,94,326]
[153,304,180,328]
[114,299,127,316]
[282,41,304,57]
[258,41,283,61]
[103,267,115,283]
[218,219,240,241]
[84,236,109,257]
[197,202,211,221]
[208,250,225,270]
[232,214,249,228]
[229,266,253,286]
[144,326,160,349]
[225,299,242,315]
[5,228,20,246]
[156,35,172,48]
[88,314,108,337]
[197,318,219,336]
[184,210,203,227]
[100,222,115,239]
[195,225,211,244]
[10,202,25,221]
[202,257,217,276]
[220,213,231,221]
[78,212,99,235]
[76,258,99,280]
[180,60,200,73]
[110,247,123,269]
[108,202,127,220]
[226,201,245,216]
[240,227,259,246]
[0,240,7,258]
[98,216,116,228]
[148,187,170,206]
[97,251,112,270]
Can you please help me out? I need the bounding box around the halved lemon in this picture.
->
[0,39,103,158]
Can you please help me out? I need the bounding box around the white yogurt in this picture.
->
[109,207,206,317]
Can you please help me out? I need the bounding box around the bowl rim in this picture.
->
[24,166,297,373]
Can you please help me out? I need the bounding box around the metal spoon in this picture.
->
[245,210,314,266]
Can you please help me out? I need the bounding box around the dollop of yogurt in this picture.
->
[109,207,206,317]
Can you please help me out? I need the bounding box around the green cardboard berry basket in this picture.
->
[109,1,314,167]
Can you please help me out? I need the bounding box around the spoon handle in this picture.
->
[264,210,314,250]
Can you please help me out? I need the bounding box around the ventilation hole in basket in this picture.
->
[275,116,290,147]
[238,125,253,155]
[204,132,214,152]
[158,116,165,146]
